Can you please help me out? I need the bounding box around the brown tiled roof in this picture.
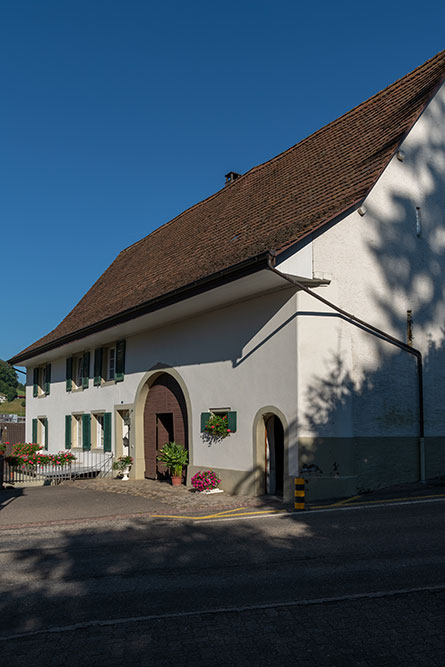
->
[12,50,445,363]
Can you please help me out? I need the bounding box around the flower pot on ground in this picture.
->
[113,456,134,480]
[157,441,188,485]
[191,469,222,493]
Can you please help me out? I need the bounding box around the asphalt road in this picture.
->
[1,499,445,664]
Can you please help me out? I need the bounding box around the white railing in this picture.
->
[1,450,114,485]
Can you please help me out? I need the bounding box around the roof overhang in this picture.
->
[11,252,314,366]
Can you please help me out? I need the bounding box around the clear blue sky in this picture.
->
[1,0,444,369]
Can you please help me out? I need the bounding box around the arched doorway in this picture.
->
[143,374,188,480]
[264,415,284,496]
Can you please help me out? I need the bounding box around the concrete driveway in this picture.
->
[0,479,287,527]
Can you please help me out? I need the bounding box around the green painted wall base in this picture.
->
[299,436,445,501]
[140,437,445,504]
[187,465,261,498]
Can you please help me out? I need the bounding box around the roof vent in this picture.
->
[225,171,241,186]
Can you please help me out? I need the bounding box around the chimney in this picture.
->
[225,171,241,186]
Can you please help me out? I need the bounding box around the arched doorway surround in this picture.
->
[143,374,188,479]
[264,415,284,496]
[253,407,290,500]
[133,367,192,481]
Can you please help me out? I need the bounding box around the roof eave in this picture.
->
[9,251,274,366]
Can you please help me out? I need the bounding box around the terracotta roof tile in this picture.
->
[12,50,445,363]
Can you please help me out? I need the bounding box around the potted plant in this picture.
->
[157,441,188,485]
[191,469,222,493]
[204,414,231,438]
[113,455,134,481]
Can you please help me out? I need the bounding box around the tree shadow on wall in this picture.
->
[299,331,445,492]
[299,94,445,488]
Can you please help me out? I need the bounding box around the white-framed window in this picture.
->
[32,417,48,449]
[106,347,115,381]
[92,413,105,449]
[66,353,90,392]
[73,356,84,389]
[73,415,83,449]
[93,341,126,386]
[33,364,51,397]
[40,418,46,448]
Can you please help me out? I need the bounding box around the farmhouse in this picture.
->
[10,50,445,501]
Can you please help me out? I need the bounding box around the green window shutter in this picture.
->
[45,364,51,395]
[94,348,103,386]
[33,368,38,397]
[32,418,37,443]
[115,340,126,382]
[104,412,112,452]
[44,418,48,450]
[65,415,72,449]
[82,414,91,451]
[201,412,211,432]
[66,357,73,392]
[227,411,237,433]
[82,352,90,389]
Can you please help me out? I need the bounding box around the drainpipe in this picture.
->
[267,255,425,482]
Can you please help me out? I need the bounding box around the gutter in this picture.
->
[9,252,272,366]
[267,256,425,482]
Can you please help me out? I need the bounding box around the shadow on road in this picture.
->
[0,487,23,511]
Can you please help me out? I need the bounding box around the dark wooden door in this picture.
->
[144,374,188,479]
[156,413,174,476]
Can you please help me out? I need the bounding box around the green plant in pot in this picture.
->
[113,455,133,481]
[157,441,188,486]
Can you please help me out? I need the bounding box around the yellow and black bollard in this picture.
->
[294,477,305,510]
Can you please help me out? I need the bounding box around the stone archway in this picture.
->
[253,407,290,500]
[143,373,188,480]
[264,414,285,496]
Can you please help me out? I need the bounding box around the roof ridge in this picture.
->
[246,49,445,179]
[121,49,445,257]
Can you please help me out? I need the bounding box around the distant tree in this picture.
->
[0,360,18,400]
[6,386,17,402]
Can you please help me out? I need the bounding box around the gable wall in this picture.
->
[297,81,445,495]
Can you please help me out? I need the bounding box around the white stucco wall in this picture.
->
[297,80,445,440]
[26,287,299,472]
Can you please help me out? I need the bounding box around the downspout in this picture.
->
[267,255,425,482]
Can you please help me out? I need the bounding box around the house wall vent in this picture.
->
[225,171,241,186]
